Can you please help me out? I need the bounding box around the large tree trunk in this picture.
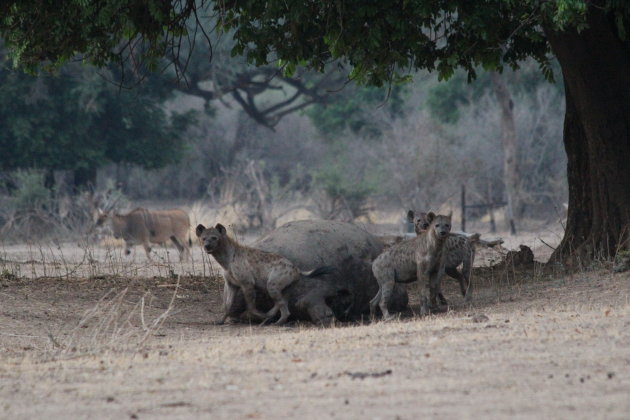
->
[491,72,518,235]
[544,8,630,262]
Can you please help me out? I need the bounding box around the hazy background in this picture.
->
[0,33,567,242]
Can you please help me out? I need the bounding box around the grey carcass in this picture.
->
[220,220,408,324]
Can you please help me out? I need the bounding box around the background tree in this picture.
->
[215,0,630,261]
[490,72,518,235]
[1,1,628,260]
[307,84,407,138]
[161,30,345,130]
[425,62,566,221]
[0,57,193,190]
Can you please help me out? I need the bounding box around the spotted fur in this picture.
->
[196,223,329,325]
[370,212,452,320]
[408,210,475,302]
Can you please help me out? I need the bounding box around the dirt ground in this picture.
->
[1,231,629,419]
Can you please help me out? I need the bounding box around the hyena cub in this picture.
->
[408,210,475,302]
[196,223,330,325]
[370,212,452,320]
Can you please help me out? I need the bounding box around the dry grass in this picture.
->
[57,279,180,356]
[1,226,629,419]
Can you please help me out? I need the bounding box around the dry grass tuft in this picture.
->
[55,278,181,357]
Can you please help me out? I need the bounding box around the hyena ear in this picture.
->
[426,212,436,223]
[195,224,206,238]
[215,223,227,235]
[446,211,453,221]
[407,210,415,223]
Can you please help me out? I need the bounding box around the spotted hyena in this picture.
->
[196,223,332,325]
[370,212,452,320]
[408,210,476,302]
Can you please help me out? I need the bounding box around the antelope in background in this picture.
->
[89,191,191,261]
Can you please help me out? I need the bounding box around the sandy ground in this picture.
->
[0,227,629,419]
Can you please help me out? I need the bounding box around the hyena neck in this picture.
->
[211,236,241,270]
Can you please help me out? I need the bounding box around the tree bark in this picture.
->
[227,110,256,165]
[491,72,518,235]
[544,7,630,262]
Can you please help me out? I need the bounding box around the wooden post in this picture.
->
[489,207,497,233]
[461,184,466,232]
[488,180,496,233]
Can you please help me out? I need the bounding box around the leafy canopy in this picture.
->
[4,1,628,85]
[426,59,563,124]
[1,0,192,73]
[307,84,407,137]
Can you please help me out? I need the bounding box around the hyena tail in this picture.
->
[303,266,337,278]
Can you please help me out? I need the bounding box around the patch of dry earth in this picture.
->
[0,267,628,419]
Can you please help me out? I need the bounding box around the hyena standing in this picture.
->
[370,212,452,320]
[196,223,332,325]
[408,210,475,302]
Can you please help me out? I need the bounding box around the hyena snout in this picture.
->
[434,220,451,237]
[202,236,219,252]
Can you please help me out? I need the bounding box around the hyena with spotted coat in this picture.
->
[408,210,476,302]
[370,212,452,320]
[196,223,331,325]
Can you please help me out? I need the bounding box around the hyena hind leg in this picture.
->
[265,272,295,325]
[369,289,382,319]
[445,266,471,300]
[377,279,396,321]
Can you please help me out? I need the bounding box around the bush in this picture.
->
[312,143,384,220]
[10,170,51,212]
[0,170,55,241]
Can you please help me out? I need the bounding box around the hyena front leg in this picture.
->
[214,278,239,325]
[213,311,229,326]
[416,264,432,316]
[239,281,268,321]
